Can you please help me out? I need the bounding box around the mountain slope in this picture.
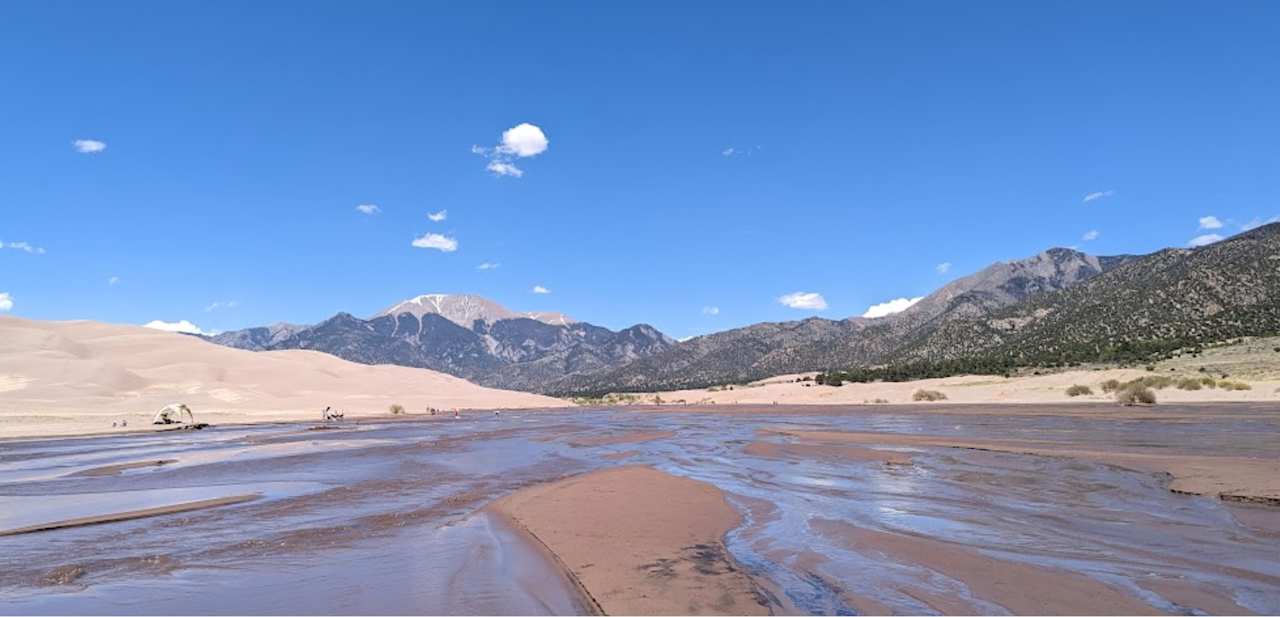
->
[377,293,574,328]
[209,294,674,392]
[553,247,1133,394]
[892,223,1280,366]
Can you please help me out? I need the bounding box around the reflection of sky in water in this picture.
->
[1,408,1277,614]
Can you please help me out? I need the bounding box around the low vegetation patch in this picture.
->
[389,403,405,415]
[1116,384,1157,406]
[1100,378,1122,393]
[1065,384,1093,397]
[912,389,947,402]
[1219,380,1252,391]
[1176,378,1202,391]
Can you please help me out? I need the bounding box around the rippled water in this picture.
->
[1,405,1277,614]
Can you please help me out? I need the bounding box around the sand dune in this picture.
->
[0,316,562,439]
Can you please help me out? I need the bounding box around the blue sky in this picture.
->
[2,2,1279,339]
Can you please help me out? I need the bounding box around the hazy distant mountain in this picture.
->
[208,294,673,392]
[553,246,1133,394]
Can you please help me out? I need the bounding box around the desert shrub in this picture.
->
[1219,380,1252,391]
[1100,378,1122,393]
[389,403,405,415]
[1176,378,1202,391]
[1200,376,1217,388]
[1116,384,1157,405]
[1139,375,1175,389]
[913,389,947,402]
[1065,385,1093,397]
[872,398,890,404]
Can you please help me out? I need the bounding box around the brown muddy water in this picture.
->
[1,404,1278,615]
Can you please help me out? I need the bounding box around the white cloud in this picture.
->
[862,296,923,319]
[204,300,239,312]
[143,319,211,335]
[1240,216,1280,231]
[73,139,106,154]
[427,209,447,222]
[476,123,548,177]
[355,203,381,215]
[1082,229,1100,241]
[107,276,120,286]
[702,306,720,316]
[778,292,827,310]
[1188,234,1224,247]
[498,123,549,157]
[1198,216,1223,230]
[935,262,952,274]
[477,262,500,270]
[721,147,736,157]
[486,160,524,177]
[531,285,551,294]
[0,292,12,312]
[1082,190,1115,203]
[411,233,458,252]
[1,241,46,255]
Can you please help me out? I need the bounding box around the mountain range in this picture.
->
[207,223,1280,395]
[208,294,675,392]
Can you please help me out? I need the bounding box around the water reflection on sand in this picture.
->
[1,403,1277,614]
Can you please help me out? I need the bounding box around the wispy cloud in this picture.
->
[355,203,381,215]
[1082,190,1116,203]
[1198,216,1223,230]
[1188,234,1224,247]
[486,161,524,177]
[107,276,120,286]
[143,319,212,335]
[0,292,12,312]
[204,300,239,312]
[702,306,720,316]
[1082,229,1100,241]
[721,145,760,157]
[778,292,827,310]
[862,296,923,319]
[427,209,447,222]
[73,139,106,154]
[411,233,458,252]
[0,241,46,255]
[474,123,549,178]
[531,285,551,294]
[477,262,500,270]
[935,262,952,274]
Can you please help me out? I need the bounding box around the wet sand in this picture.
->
[0,494,261,537]
[811,519,1165,615]
[768,427,1280,503]
[491,466,771,615]
[2,404,1278,614]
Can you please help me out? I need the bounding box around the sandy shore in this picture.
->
[643,368,1280,406]
[489,466,772,615]
[0,316,561,440]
